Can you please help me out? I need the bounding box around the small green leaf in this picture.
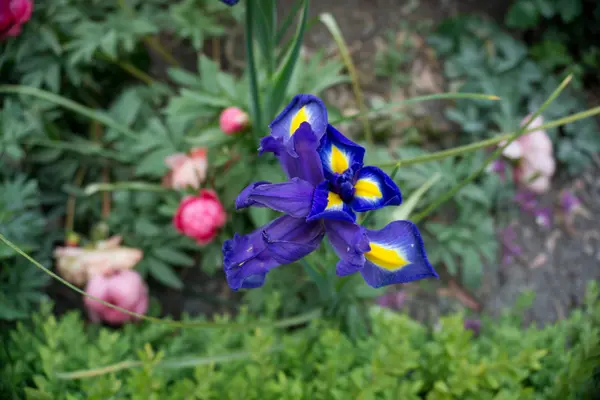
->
[152,247,195,267]
[147,258,183,289]
[266,0,309,120]
[391,172,441,221]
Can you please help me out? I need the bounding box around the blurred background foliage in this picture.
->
[1,0,600,397]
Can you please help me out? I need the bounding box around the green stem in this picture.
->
[245,1,263,142]
[84,182,173,195]
[376,105,600,169]
[0,85,138,140]
[116,0,180,67]
[411,75,573,223]
[320,13,372,145]
[26,139,128,162]
[330,93,500,125]
[57,347,282,380]
[97,52,157,86]
[0,233,322,330]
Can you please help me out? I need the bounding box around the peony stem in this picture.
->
[377,105,600,170]
[411,74,573,223]
[65,167,87,238]
[84,182,173,196]
[320,13,372,145]
[0,232,322,330]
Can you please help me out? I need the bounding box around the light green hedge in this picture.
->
[2,283,599,400]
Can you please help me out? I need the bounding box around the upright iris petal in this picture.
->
[307,181,356,222]
[350,166,403,211]
[318,125,365,179]
[260,122,325,186]
[358,221,438,288]
[223,215,325,291]
[315,124,402,216]
[269,94,328,148]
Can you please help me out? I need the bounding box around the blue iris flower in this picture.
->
[219,0,240,5]
[222,95,438,290]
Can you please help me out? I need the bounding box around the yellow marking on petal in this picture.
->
[290,106,309,136]
[365,243,409,271]
[354,179,382,199]
[330,146,349,174]
[326,191,343,209]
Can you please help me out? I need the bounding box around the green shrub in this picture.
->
[2,282,599,399]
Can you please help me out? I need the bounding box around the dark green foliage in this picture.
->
[506,0,600,83]
[0,0,346,299]
[429,16,600,174]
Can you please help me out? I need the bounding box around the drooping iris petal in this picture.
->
[324,220,370,276]
[223,215,325,291]
[236,178,314,218]
[259,122,325,186]
[359,221,437,288]
[269,94,328,144]
[350,166,402,212]
[318,124,365,179]
[219,0,240,5]
[307,181,356,223]
[263,216,325,265]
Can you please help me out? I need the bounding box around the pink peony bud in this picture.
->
[173,189,226,244]
[84,270,149,325]
[163,147,208,190]
[219,107,249,135]
[0,0,33,39]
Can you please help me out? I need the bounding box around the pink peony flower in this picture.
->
[54,236,143,287]
[173,189,226,244]
[219,107,249,135]
[501,114,555,193]
[84,270,148,325]
[0,0,33,39]
[163,147,208,190]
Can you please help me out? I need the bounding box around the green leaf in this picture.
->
[391,173,441,221]
[506,1,540,29]
[24,388,54,400]
[152,247,195,267]
[147,258,183,289]
[249,207,272,228]
[266,0,309,121]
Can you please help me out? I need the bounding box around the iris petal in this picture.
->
[219,0,240,4]
[318,125,365,179]
[223,215,325,291]
[307,181,356,223]
[259,122,324,186]
[324,220,370,276]
[269,94,328,143]
[350,166,402,212]
[359,221,438,288]
[236,178,314,218]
